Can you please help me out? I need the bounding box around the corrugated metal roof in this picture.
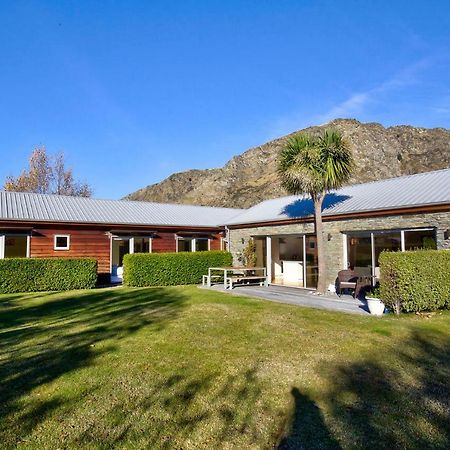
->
[225,168,450,226]
[0,191,243,228]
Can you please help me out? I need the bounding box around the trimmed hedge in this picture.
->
[0,258,98,294]
[379,250,450,314]
[123,251,233,287]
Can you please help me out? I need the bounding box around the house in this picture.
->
[0,191,242,282]
[224,169,450,289]
[1,168,449,288]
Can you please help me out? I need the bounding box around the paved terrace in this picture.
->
[201,284,370,315]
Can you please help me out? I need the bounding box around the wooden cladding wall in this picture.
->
[29,227,224,275]
[151,232,177,253]
[31,228,111,274]
[210,234,222,250]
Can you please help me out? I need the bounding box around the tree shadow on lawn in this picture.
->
[70,329,450,450]
[74,364,268,449]
[0,287,186,445]
[278,328,450,449]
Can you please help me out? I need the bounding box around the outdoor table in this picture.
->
[356,275,377,297]
[207,266,267,289]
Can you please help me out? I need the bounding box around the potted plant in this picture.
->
[365,287,386,316]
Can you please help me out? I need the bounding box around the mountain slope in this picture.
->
[125,119,450,208]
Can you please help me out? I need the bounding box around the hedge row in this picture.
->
[379,250,450,314]
[0,258,98,294]
[123,251,233,287]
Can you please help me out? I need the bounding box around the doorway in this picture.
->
[111,236,152,282]
[254,234,318,289]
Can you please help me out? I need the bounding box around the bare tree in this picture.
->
[4,148,92,197]
[53,152,92,197]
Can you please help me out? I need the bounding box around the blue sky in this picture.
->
[1,0,449,199]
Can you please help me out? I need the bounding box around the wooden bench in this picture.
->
[226,275,268,289]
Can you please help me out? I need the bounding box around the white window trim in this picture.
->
[0,235,4,259]
[54,234,70,251]
[220,237,227,251]
[129,237,134,254]
[400,230,406,252]
[342,234,348,269]
[130,236,153,254]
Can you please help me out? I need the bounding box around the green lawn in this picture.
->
[1,286,449,449]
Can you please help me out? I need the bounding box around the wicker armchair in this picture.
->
[336,269,358,298]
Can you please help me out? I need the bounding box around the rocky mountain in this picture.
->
[125,119,450,208]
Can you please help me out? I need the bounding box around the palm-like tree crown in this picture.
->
[278,129,353,198]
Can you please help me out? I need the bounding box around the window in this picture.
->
[195,238,209,252]
[54,235,70,250]
[347,233,372,275]
[176,236,211,252]
[177,238,193,252]
[404,229,436,250]
[345,228,437,278]
[374,232,401,266]
[133,237,151,253]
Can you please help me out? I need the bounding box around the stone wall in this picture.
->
[228,211,450,287]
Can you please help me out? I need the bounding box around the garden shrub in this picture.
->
[0,258,98,293]
[123,251,233,287]
[379,250,450,314]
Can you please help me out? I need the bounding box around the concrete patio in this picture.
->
[201,283,370,315]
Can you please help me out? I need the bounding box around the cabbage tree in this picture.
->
[278,129,353,293]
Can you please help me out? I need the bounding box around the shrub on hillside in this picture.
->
[0,258,97,294]
[379,250,450,314]
[123,251,232,287]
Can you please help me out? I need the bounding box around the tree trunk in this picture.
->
[314,194,327,294]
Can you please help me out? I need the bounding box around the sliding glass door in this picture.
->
[304,235,318,289]
[346,228,436,279]
[347,234,372,276]
[0,234,29,259]
[111,236,152,282]
[263,234,318,289]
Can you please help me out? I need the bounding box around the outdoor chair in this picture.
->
[336,269,358,298]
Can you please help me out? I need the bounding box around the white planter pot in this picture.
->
[366,297,385,316]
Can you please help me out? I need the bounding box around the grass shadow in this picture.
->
[0,287,186,444]
[323,329,450,449]
[73,365,266,449]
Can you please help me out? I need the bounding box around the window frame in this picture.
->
[54,234,71,251]
[343,227,436,278]
[194,237,210,252]
[176,236,211,252]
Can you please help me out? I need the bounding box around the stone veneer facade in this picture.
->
[227,210,450,288]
